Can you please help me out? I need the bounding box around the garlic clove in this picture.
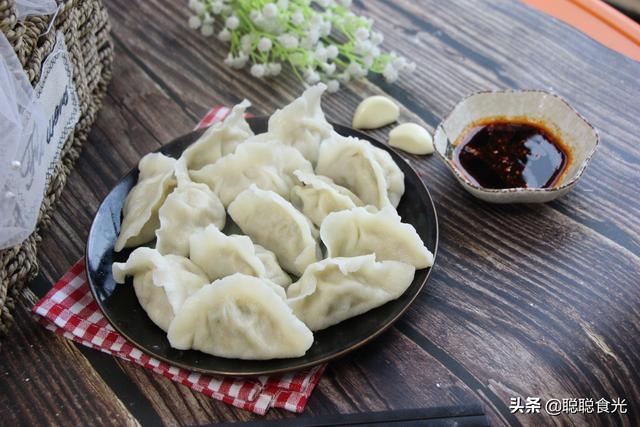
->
[352,96,400,129]
[389,123,434,155]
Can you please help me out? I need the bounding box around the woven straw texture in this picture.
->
[0,0,113,336]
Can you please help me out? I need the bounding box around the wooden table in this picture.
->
[1,0,639,425]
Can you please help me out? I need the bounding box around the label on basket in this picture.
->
[0,31,80,249]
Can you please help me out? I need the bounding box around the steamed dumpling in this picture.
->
[167,274,313,359]
[253,83,333,164]
[287,255,416,331]
[290,170,363,227]
[190,142,313,207]
[254,244,293,288]
[112,247,209,331]
[189,225,291,287]
[228,185,321,276]
[155,181,226,257]
[320,207,434,269]
[115,153,177,252]
[316,135,403,209]
[175,100,253,181]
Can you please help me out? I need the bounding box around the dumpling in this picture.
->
[254,244,293,288]
[228,185,321,276]
[167,273,314,359]
[155,181,226,257]
[316,135,401,209]
[369,148,405,208]
[190,142,313,207]
[253,83,333,164]
[112,247,209,331]
[287,255,415,331]
[175,100,253,181]
[115,153,177,252]
[320,207,434,269]
[290,170,363,228]
[189,225,291,287]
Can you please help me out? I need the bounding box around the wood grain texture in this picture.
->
[2,0,638,426]
[0,289,139,426]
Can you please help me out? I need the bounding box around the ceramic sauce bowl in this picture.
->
[433,90,599,203]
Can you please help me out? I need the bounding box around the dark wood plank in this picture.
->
[0,288,139,426]
[10,0,639,425]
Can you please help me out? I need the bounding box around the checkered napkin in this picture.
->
[32,106,326,415]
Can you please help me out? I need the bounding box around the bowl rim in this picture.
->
[434,89,600,194]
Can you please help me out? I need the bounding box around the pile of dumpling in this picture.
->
[112,84,434,360]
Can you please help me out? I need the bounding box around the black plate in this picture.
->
[86,117,439,376]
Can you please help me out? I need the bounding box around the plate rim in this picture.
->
[85,118,439,376]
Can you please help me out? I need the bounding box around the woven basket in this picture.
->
[0,0,113,336]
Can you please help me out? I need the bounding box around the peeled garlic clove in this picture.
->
[389,123,434,155]
[352,96,400,129]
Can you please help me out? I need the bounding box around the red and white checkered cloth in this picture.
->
[32,106,326,415]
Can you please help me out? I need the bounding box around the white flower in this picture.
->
[267,62,282,75]
[405,61,416,73]
[258,37,273,52]
[277,0,289,9]
[304,68,320,84]
[188,0,202,12]
[292,10,304,26]
[371,31,384,45]
[392,56,407,70]
[277,33,299,49]
[355,27,369,41]
[250,10,262,23]
[226,15,240,29]
[224,52,249,69]
[326,45,338,59]
[188,15,201,29]
[211,1,223,14]
[327,79,340,93]
[322,62,336,74]
[337,72,351,83]
[347,62,366,78]
[240,34,253,51]
[383,63,398,82]
[218,28,231,41]
[362,55,374,68]
[315,45,328,62]
[201,24,214,37]
[251,63,266,78]
[263,3,278,19]
[202,13,214,24]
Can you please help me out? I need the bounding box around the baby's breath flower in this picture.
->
[211,1,223,14]
[355,27,369,41]
[188,15,201,29]
[291,10,304,26]
[226,15,240,30]
[383,63,398,83]
[201,24,214,36]
[258,37,273,52]
[218,28,231,41]
[326,79,340,93]
[251,63,266,77]
[263,3,278,18]
[266,62,282,75]
[187,0,413,90]
[371,31,384,45]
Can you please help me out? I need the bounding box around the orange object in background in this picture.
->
[523,0,640,61]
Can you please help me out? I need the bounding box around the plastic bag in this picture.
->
[15,0,57,19]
